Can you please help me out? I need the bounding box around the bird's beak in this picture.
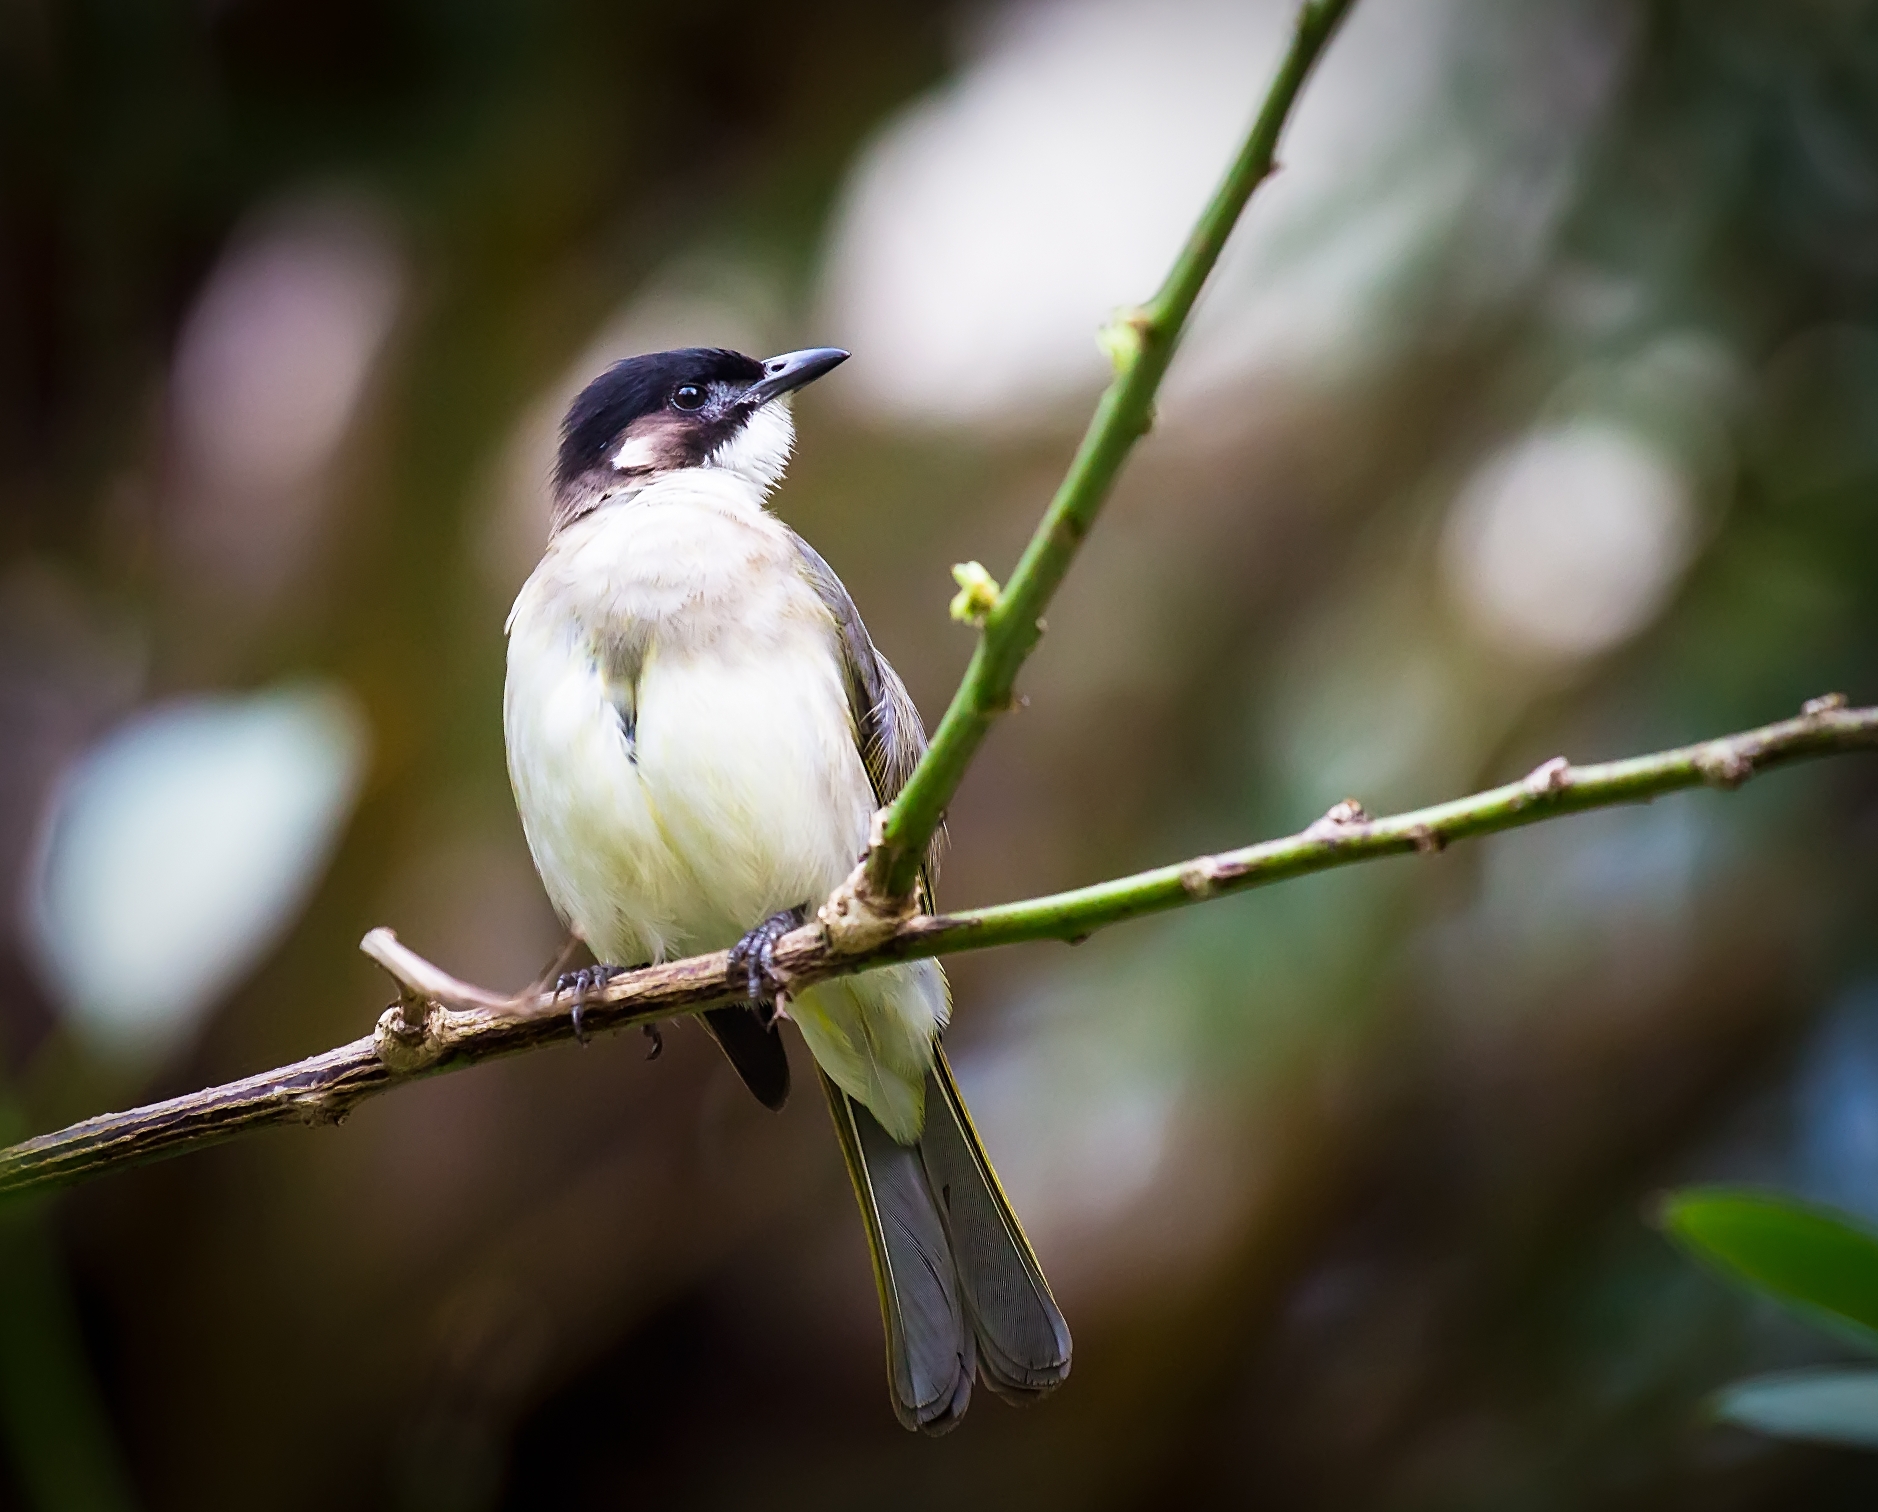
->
[745,347,850,406]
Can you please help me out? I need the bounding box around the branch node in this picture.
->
[1805,692,1848,716]
[822,813,918,953]
[1305,798,1370,840]
[819,870,915,953]
[373,1003,445,1075]
[1409,823,1445,855]
[1180,856,1232,898]
[1096,306,1155,375]
[1697,745,1753,789]
[1524,757,1572,797]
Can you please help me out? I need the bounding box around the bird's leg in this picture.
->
[727,905,809,1027]
[555,963,624,1046]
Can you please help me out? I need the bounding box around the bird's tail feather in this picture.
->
[821,1067,975,1432]
[919,1048,1073,1403]
[819,1047,1071,1434]
[699,1005,790,1111]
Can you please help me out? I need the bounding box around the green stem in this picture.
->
[879,701,1875,959]
[865,0,1358,900]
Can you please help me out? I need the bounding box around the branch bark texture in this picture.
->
[1,699,1870,1198]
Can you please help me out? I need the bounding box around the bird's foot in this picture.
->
[555,964,624,1045]
[642,1023,663,1060]
[727,906,808,1026]
[556,963,623,998]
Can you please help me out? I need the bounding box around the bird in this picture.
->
[502,344,1071,1433]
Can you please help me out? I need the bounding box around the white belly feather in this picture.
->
[503,474,945,1139]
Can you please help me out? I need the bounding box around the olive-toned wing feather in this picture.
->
[792,535,941,895]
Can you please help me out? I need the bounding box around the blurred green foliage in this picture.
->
[1666,1188,1878,1450]
[1666,1189,1878,1352]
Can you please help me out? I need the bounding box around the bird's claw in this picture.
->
[555,964,623,1046]
[555,964,621,998]
[727,906,807,1025]
[642,1023,663,1060]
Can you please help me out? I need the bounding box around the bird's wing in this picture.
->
[791,534,942,897]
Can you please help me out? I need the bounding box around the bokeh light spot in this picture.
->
[22,683,370,1057]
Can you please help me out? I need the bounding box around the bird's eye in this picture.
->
[672,384,706,411]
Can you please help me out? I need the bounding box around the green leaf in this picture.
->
[1714,1368,1878,1449]
[1661,1187,1878,1351]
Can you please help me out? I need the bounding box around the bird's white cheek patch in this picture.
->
[611,431,664,471]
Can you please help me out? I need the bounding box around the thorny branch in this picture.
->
[0,697,1872,1198]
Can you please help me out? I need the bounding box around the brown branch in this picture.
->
[1,696,1871,1199]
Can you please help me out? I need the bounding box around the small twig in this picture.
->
[0,699,1869,1199]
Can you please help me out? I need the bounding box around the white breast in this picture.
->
[504,473,873,965]
[505,469,950,1141]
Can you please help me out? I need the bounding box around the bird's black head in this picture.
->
[551,345,848,530]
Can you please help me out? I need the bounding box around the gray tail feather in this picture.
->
[919,1048,1073,1403]
[821,1067,976,1432]
[819,1048,1072,1435]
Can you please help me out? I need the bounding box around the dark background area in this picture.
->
[4,0,1878,1506]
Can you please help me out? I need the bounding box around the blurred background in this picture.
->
[3,0,1878,1504]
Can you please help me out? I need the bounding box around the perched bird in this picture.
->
[503,345,1071,1432]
